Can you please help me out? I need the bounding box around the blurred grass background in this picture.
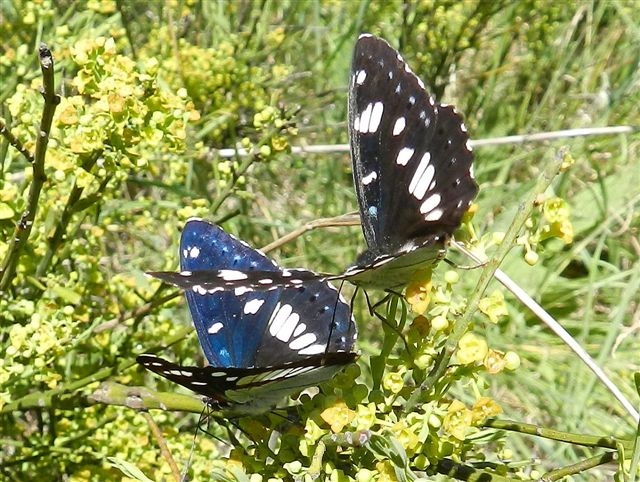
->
[1,0,638,480]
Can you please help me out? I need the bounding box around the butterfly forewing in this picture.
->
[349,34,478,265]
[148,268,330,293]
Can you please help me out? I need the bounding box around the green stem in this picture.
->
[406,148,567,411]
[0,118,35,164]
[91,381,204,413]
[486,419,633,451]
[542,452,616,481]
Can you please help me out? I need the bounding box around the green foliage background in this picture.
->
[1,1,638,481]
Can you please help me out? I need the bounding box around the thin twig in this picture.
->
[0,119,35,163]
[260,213,360,253]
[0,44,60,291]
[141,411,182,482]
[485,419,630,451]
[211,125,637,158]
[455,241,640,425]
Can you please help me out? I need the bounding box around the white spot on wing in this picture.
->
[362,171,378,185]
[396,147,414,166]
[413,164,435,200]
[358,103,373,133]
[187,246,200,258]
[243,299,265,314]
[234,286,252,296]
[293,323,306,337]
[289,332,317,350]
[425,208,443,221]
[408,152,433,199]
[392,117,406,136]
[420,194,442,214]
[368,102,384,132]
[355,69,366,85]
[298,343,326,355]
[268,303,300,342]
[220,270,248,281]
[208,321,223,334]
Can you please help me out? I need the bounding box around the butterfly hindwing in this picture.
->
[137,353,355,415]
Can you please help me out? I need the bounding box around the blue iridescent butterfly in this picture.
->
[138,219,357,415]
[148,34,477,293]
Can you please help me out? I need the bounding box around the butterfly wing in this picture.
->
[137,352,357,415]
[179,218,281,367]
[148,267,330,293]
[252,278,356,366]
[349,34,478,264]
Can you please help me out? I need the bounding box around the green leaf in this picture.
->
[0,202,14,219]
[107,457,155,482]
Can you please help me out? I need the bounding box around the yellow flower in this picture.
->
[375,460,397,482]
[471,397,502,424]
[541,197,573,244]
[355,402,378,431]
[406,277,432,315]
[457,332,488,365]
[382,370,405,394]
[321,401,356,433]
[391,421,421,455]
[443,400,473,441]
[483,349,507,374]
[478,290,508,324]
